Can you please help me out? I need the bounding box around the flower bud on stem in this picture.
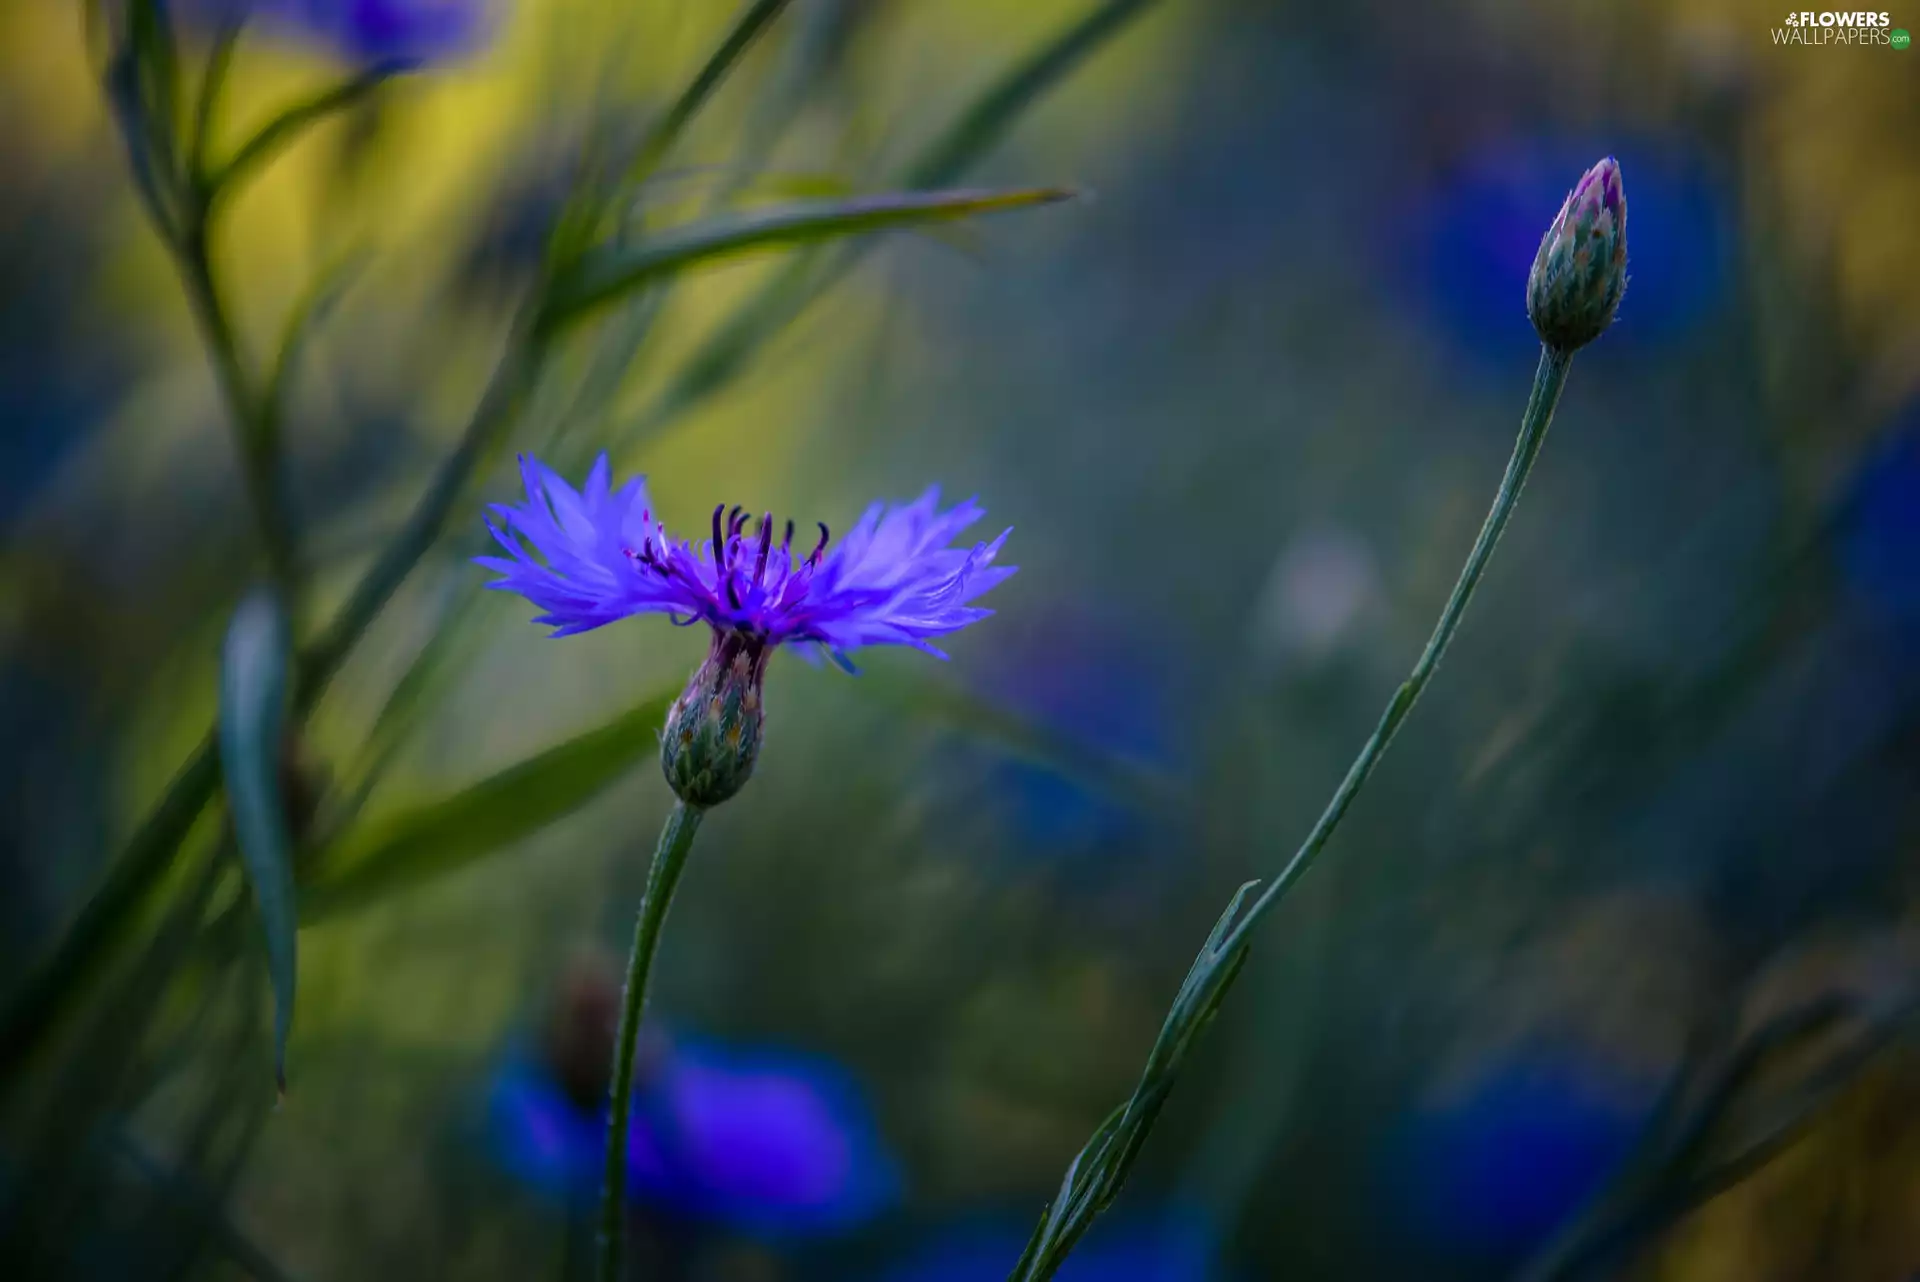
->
[1527,157,1628,353]
[1012,157,1627,1282]
[661,632,768,809]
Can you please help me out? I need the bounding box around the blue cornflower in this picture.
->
[485,1034,898,1240]
[479,454,1014,806]
[481,454,1013,657]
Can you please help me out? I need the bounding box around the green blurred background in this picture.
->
[2,1,1918,1279]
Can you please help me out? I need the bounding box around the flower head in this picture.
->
[481,454,1013,659]
[1526,157,1628,352]
[479,454,1014,807]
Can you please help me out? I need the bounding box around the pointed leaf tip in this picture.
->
[219,587,299,1092]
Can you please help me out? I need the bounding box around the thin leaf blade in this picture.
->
[540,186,1075,327]
[217,588,297,1093]
[210,61,409,205]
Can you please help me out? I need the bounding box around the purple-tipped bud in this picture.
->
[661,632,767,809]
[1526,158,1628,352]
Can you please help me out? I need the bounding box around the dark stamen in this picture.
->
[780,520,795,558]
[752,512,773,588]
[711,505,728,572]
[807,522,830,568]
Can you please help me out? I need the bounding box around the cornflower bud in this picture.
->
[1527,157,1628,352]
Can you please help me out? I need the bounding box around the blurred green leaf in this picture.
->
[209,61,408,207]
[540,186,1075,326]
[0,738,221,1084]
[620,0,1163,444]
[187,12,242,179]
[553,0,797,263]
[302,685,679,922]
[262,252,366,453]
[905,0,1162,189]
[624,0,796,188]
[217,588,297,1093]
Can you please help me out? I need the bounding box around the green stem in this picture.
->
[1221,342,1572,952]
[175,217,299,597]
[1012,343,1575,1282]
[598,801,704,1282]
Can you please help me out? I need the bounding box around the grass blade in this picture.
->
[217,589,298,1093]
[625,0,796,188]
[539,186,1074,327]
[904,0,1163,189]
[553,0,798,262]
[209,61,409,207]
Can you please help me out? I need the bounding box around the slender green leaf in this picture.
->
[540,186,1075,327]
[302,685,678,922]
[209,61,408,207]
[217,588,297,1093]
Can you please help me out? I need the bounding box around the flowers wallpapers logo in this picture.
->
[1773,9,1902,43]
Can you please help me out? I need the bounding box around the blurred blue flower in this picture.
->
[963,616,1177,859]
[1384,1052,1642,1257]
[1840,409,1920,639]
[1400,139,1729,362]
[486,1032,898,1239]
[182,0,490,64]
[875,1214,1212,1282]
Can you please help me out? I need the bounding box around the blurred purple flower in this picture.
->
[875,1215,1212,1282]
[1383,1052,1643,1258]
[963,614,1178,860]
[479,454,1014,668]
[1401,139,1727,361]
[486,1033,898,1239]
[182,0,490,64]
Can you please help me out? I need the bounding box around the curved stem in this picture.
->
[598,801,704,1282]
[1012,343,1575,1282]
[1221,342,1572,951]
[175,217,299,598]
